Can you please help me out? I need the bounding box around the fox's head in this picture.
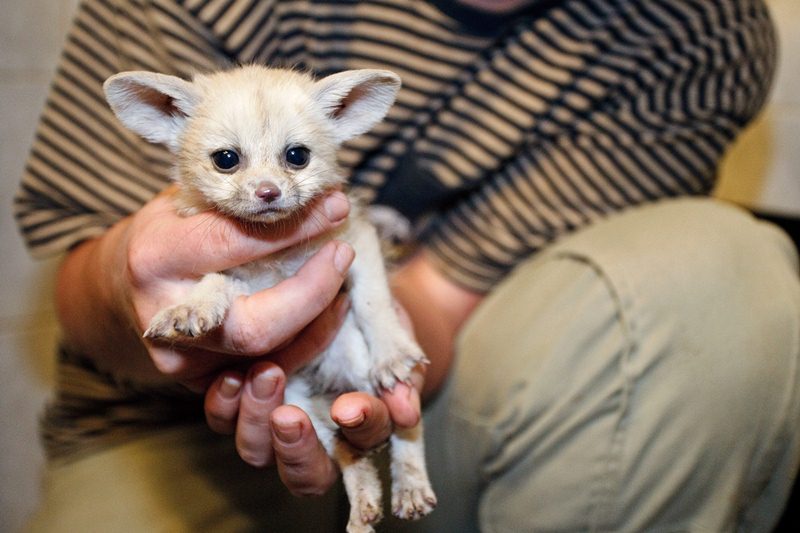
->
[104,65,400,222]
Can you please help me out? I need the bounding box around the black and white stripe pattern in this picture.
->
[14,0,775,458]
[15,0,775,291]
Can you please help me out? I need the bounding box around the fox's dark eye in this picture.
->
[211,149,240,172]
[285,146,310,169]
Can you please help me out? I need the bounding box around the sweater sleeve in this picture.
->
[391,0,776,292]
[11,0,263,258]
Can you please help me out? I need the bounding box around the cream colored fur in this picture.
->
[104,65,436,532]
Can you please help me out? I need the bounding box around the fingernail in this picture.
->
[220,375,242,399]
[337,410,366,429]
[333,242,355,275]
[273,421,302,444]
[251,369,279,400]
[324,192,350,223]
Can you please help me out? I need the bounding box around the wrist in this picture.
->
[96,217,138,333]
[391,251,483,398]
[55,217,161,382]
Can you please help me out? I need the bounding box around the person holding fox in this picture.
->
[15,0,800,531]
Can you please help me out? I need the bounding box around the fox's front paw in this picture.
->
[370,333,428,390]
[144,302,226,339]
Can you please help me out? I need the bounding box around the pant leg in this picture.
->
[394,198,800,532]
[26,424,345,533]
[28,198,800,533]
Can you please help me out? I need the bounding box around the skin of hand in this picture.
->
[204,301,427,496]
[203,250,482,497]
[55,185,354,388]
[56,184,435,496]
[57,183,479,497]
[391,251,484,398]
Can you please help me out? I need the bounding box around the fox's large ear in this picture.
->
[103,71,200,150]
[312,69,400,143]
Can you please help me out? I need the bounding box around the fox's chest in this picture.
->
[225,241,322,292]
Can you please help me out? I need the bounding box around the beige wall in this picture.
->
[715,0,800,216]
[0,1,797,531]
[0,1,79,531]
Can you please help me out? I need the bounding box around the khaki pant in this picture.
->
[29,199,800,532]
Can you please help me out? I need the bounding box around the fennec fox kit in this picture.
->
[103,65,436,532]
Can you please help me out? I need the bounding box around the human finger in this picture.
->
[380,379,422,429]
[269,293,351,375]
[133,189,350,279]
[201,292,350,436]
[145,239,353,376]
[271,405,338,497]
[235,362,286,467]
[147,343,247,390]
[331,392,393,451]
[204,371,245,434]
[151,289,350,383]
[214,240,354,356]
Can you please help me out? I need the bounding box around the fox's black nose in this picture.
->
[255,181,281,203]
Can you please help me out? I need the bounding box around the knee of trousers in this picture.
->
[445,198,800,531]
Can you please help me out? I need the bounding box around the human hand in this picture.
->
[203,302,425,496]
[66,185,353,388]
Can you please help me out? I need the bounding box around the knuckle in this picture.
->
[125,235,157,287]
[205,413,235,435]
[348,431,389,453]
[148,348,181,376]
[125,229,146,259]
[284,462,336,498]
[309,281,337,309]
[228,323,266,356]
[289,483,330,499]
[237,446,272,468]
[237,409,271,429]
[228,303,278,356]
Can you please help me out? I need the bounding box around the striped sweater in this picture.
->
[14,0,775,458]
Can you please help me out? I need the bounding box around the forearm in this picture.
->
[391,250,483,398]
[55,217,165,384]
